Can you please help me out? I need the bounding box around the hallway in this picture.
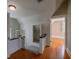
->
[9,38,65,59]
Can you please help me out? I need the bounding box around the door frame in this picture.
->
[50,15,66,47]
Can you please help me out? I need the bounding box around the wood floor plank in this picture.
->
[9,37,68,59]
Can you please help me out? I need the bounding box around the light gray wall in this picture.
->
[65,1,71,52]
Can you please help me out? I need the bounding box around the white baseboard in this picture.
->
[66,48,71,57]
[52,35,64,39]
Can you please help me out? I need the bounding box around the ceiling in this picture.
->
[7,0,64,21]
[53,0,68,16]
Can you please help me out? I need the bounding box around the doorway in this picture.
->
[50,16,66,59]
[50,16,65,43]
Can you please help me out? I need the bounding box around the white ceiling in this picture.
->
[7,0,64,20]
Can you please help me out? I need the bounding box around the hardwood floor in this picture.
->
[9,37,66,59]
[64,49,71,59]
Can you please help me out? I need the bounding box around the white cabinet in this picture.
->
[39,37,46,54]
[8,17,20,39]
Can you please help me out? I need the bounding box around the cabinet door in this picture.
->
[8,17,20,39]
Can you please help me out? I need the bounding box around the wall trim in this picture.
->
[50,16,65,24]
[52,35,64,39]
